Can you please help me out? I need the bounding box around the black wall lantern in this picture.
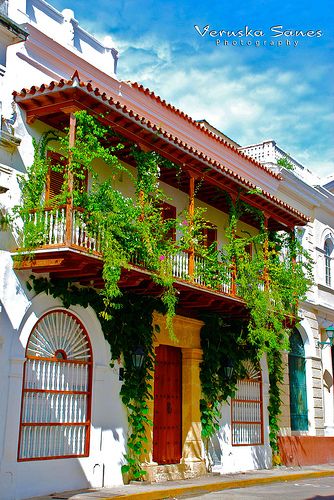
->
[222,358,235,380]
[131,345,145,369]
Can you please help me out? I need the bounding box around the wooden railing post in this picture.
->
[188,174,195,281]
[229,193,238,296]
[65,111,76,245]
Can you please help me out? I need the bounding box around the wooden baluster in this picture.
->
[230,257,237,296]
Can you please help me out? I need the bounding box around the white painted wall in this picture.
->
[0,291,128,500]
[209,356,271,474]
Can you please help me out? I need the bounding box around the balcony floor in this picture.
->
[13,247,246,318]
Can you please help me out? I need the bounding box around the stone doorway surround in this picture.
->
[142,312,207,482]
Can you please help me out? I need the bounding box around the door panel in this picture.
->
[153,345,182,464]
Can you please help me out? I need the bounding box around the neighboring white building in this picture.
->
[241,140,334,462]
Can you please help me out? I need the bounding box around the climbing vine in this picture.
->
[15,111,211,479]
[16,110,313,474]
[199,194,312,462]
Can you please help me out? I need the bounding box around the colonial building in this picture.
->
[241,140,334,465]
[0,2,313,499]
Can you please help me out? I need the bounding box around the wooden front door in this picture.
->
[153,345,182,464]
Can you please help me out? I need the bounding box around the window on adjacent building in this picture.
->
[231,360,263,446]
[18,310,92,461]
[325,240,332,287]
[289,329,308,431]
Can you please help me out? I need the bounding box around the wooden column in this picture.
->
[188,174,195,281]
[65,111,76,246]
[229,194,238,297]
[137,143,151,221]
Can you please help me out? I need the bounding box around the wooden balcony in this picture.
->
[13,206,246,317]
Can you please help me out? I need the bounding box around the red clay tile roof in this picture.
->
[130,81,283,181]
[13,72,309,224]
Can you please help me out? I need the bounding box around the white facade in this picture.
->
[0,2,319,499]
[242,140,334,439]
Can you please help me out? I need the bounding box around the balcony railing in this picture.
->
[24,205,102,253]
[131,249,233,295]
[21,206,236,297]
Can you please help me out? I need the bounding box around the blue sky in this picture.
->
[50,0,333,178]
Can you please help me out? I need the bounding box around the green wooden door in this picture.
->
[289,330,308,431]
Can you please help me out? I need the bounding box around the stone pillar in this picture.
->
[181,348,205,472]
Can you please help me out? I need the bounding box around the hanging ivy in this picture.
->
[16,110,313,474]
[199,195,312,463]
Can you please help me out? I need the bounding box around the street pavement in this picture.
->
[25,464,334,500]
[175,475,334,499]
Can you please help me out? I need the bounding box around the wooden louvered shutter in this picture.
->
[46,153,65,204]
[47,169,65,200]
[45,153,87,205]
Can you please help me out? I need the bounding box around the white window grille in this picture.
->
[18,310,92,461]
[231,360,263,446]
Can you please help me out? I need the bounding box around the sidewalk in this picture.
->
[26,464,334,500]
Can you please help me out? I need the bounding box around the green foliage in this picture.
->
[277,156,294,171]
[19,131,59,210]
[200,315,252,438]
[199,199,312,460]
[18,111,312,468]
[267,349,284,455]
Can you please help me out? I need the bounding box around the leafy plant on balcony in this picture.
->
[200,194,312,462]
[17,111,214,479]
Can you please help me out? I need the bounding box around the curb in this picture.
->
[102,470,334,500]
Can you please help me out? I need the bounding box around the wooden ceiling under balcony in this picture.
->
[14,248,246,318]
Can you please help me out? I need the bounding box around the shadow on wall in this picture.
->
[310,497,334,500]
[208,425,270,472]
[251,443,271,469]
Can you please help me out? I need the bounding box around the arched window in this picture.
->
[325,240,332,287]
[289,330,308,431]
[18,310,92,461]
[231,360,263,445]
